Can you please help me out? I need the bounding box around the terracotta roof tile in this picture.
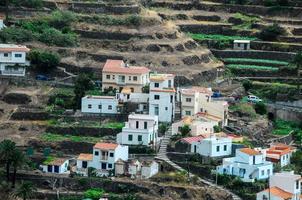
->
[45,158,68,166]
[94,142,119,150]
[180,135,205,144]
[239,148,261,156]
[102,59,150,75]
[150,74,174,82]
[78,153,93,161]
[263,187,293,199]
[150,88,175,93]
[181,87,212,95]
[0,44,30,52]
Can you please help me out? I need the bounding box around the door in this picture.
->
[54,166,59,173]
[101,162,107,170]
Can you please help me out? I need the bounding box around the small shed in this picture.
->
[233,40,250,50]
[115,158,126,176]
[40,157,69,174]
[141,160,159,179]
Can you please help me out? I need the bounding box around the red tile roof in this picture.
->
[102,59,150,75]
[150,88,176,93]
[263,187,293,199]
[239,148,261,156]
[78,153,93,161]
[94,142,119,150]
[0,45,30,52]
[180,135,205,144]
[181,87,212,95]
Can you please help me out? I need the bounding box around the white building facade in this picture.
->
[141,161,159,179]
[196,136,232,157]
[217,148,273,182]
[149,73,175,123]
[0,44,30,76]
[76,143,128,176]
[81,95,119,114]
[40,158,69,174]
[116,114,158,146]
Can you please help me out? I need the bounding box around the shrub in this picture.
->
[38,28,77,47]
[28,50,60,72]
[213,125,222,133]
[254,102,267,115]
[84,188,104,200]
[258,23,285,41]
[0,27,34,43]
[242,79,253,92]
[180,125,191,137]
[158,123,168,135]
[48,10,77,29]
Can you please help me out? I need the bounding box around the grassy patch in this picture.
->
[188,33,257,41]
[229,103,257,118]
[226,64,279,71]
[43,156,55,165]
[47,119,124,129]
[223,58,288,65]
[40,133,102,143]
[232,13,260,30]
[272,120,301,136]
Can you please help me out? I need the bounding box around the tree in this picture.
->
[242,79,253,92]
[84,188,104,200]
[254,102,267,115]
[213,125,222,133]
[180,125,191,137]
[15,181,37,200]
[258,23,285,41]
[27,49,60,72]
[292,52,302,91]
[11,149,26,188]
[0,140,16,182]
[73,74,94,109]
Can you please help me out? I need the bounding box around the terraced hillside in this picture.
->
[0,0,223,84]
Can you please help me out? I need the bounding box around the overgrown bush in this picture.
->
[258,23,285,41]
[38,28,77,47]
[28,49,60,72]
[0,27,34,43]
[0,0,43,8]
[180,125,191,137]
[84,188,104,200]
[242,79,253,92]
[254,102,267,115]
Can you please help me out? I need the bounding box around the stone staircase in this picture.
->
[156,126,241,200]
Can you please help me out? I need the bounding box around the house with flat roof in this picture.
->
[149,73,175,123]
[180,87,228,126]
[76,142,128,176]
[102,60,150,93]
[81,95,119,114]
[40,157,69,174]
[116,114,158,146]
[0,44,30,76]
[217,148,273,182]
[257,171,302,200]
[233,40,250,50]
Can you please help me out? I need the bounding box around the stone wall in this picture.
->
[251,41,302,52]
[70,2,140,14]
[45,126,121,137]
[75,30,152,40]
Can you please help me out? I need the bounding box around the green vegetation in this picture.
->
[0,0,43,8]
[84,188,105,200]
[47,119,124,129]
[151,171,190,184]
[258,23,285,41]
[226,64,279,71]
[74,74,95,109]
[43,156,55,165]
[79,14,142,26]
[180,125,191,137]
[129,145,156,154]
[254,102,267,115]
[223,58,289,66]
[232,13,260,30]
[40,133,102,143]
[188,33,256,41]
[28,49,60,72]
[242,79,253,92]
[272,120,302,137]
[229,103,257,118]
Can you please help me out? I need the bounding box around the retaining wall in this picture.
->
[45,126,121,137]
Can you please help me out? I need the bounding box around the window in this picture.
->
[88,104,92,109]
[261,170,264,176]
[136,121,139,129]
[144,121,147,129]
[133,76,137,81]
[15,54,22,58]
[185,111,191,115]
[82,161,87,169]
[106,75,110,79]
[4,53,8,57]
[108,105,112,110]
[94,151,99,156]
[108,163,112,168]
[216,146,220,152]
[130,88,134,92]
[267,169,270,176]
[138,135,142,141]
[154,83,159,88]
[47,165,52,172]
[101,163,106,169]
[154,106,159,115]
[129,76,131,81]
[168,80,172,88]
[154,95,160,100]
[109,152,114,157]
[54,166,59,173]
[128,135,133,141]
[224,145,227,151]
[165,107,168,111]
[186,98,191,102]
[296,180,299,189]
[98,105,102,109]
[112,75,115,80]
[170,95,173,103]
[262,195,268,200]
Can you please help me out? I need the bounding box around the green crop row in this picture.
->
[223,58,288,65]
[188,33,257,41]
[226,64,279,71]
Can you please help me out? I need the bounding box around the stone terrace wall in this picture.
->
[70,2,140,14]
[45,126,121,137]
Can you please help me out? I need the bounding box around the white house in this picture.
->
[40,157,69,174]
[76,142,128,176]
[0,19,6,30]
[172,115,219,136]
[149,73,175,123]
[175,135,206,153]
[217,148,273,182]
[0,44,30,76]
[233,40,250,50]
[81,95,119,114]
[196,136,232,157]
[257,171,302,200]
[181,87,228,126]
[141,160,159,179]
[258,143,296,167]
[116,114,158,146]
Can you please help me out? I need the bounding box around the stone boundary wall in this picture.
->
[211,49,296,61]
[45,126,121,137]
[75,30,153,40]
[251,41,302,52]
[70,2,140,14]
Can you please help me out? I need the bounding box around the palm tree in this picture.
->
[5,0,9,24]
[0,140,16,182]
[15,181,37,200]
[11,149,26,188]
[293,52,302,91]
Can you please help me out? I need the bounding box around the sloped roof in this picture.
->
[239,148,261,156]
[94,142,119,150]
[0,44,30,52]
[263,187,293,199]
[150,73,174,82]
[180,135,205,144]
[78,153,93,161]
[103,59,150,75]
